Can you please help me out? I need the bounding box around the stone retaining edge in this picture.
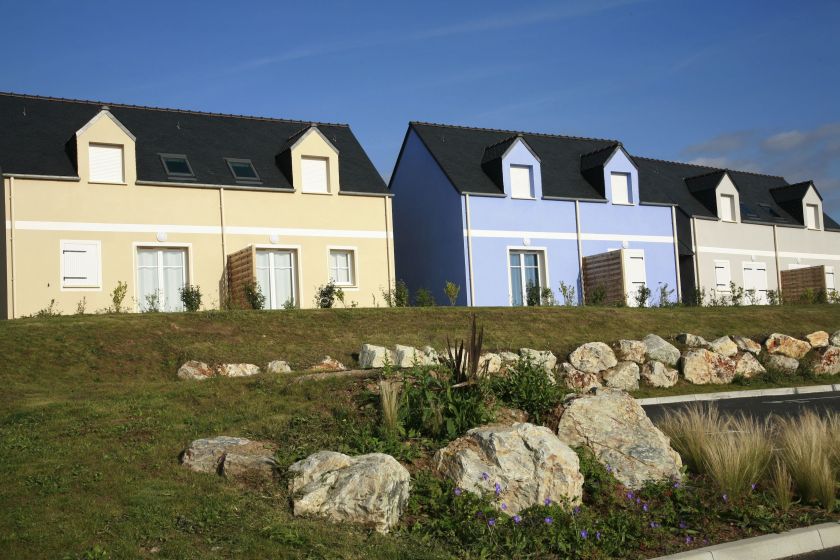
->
[637,385,837,406]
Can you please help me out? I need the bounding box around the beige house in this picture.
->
[0,93,393,317]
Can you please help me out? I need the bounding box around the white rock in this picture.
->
[266,360,292,374]
[806,331,830,349]
[602,362,640,391]
[310,356,346,371]
[499,351,520,364]
[641,361,678,388]
[422,346,441,364]
[708,336,738,357]
[477,352,502,375]
[767,355,799,374]
[681,349,736,384]
[831,330,840,348]
[569,342,617,374]
[555,389,682,489]
[359,344,395,369]
[177,360,214,380]
[616,340,646,364]
[676,333,709,348]
[520,348,557,374]
[217,363,261,377]
[643,334,681,366]
[434,423,583,514]
[394,345,431,368]
[813,347,840,375]
[288,451,410,533]
[733,336,762,355]
[181,436,277,481]
[734,353,766,378]
[559,362,601,392]
[765,333,811,359]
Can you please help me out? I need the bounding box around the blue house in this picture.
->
[389,123,682,306]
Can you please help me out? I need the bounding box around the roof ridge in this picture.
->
[482,133,521,151]
[0,91,350,128]
[774,180,812,189]
[635,155,786,180]
[684,168,726,181]
[579,142,619,158]
[410,121,618,143]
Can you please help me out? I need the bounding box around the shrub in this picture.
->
[728,282,745,306]
[314,281,342,308]
[443,314,484,384]
[243,280,265,310]
[526,284,541,306]
[382,280,409,307]
[414,288,436,307]
[766,289,781,305]
[689,287,707,307]
[75,297,87,315]
[34,299,61,318]
[179,284,202,312]
[110,281,128,313]
[444,281,461,306]
[144,291,161,313]
[589,284,606,306]
[491,356,562,424]
[558,281,576,306]
[657,283,675,307]
[634,284,652,308]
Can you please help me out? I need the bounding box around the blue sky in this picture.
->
[2,0,839,216]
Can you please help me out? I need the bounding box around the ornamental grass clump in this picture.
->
[701,415,773,501]
[379,379,402,440]
[776,410,836,510]
[768,459,794,513]
[658,403,728,475]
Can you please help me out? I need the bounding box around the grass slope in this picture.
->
[1,306,838,558]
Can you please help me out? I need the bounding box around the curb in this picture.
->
[637,385,839,406]
[650,522,840,559]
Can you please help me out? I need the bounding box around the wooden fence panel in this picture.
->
[227,245,255,309]
[780,265,826,302]
[582,250,625,305]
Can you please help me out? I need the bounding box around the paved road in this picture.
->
[643,390,840,422]
[785,546,840,559]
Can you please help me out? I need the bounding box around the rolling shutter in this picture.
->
[301,157,329,193]
[510,165,534,199]
[714,260,731,292]
[610,173,631,204]
[89,144,124,183]
[62,241,100,288]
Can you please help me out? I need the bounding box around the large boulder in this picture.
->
[641,361,678,388]
[681,349,736,384]
[520,349,557,374]
[217,363,261,377]
[559,363,601,392]
[708,336,738,358]
[806,331,830,349]
[569,342,617,374]
[499,351,520,365]
[393,345,431,368]
[180,436,277,481]
[177,360,214,380]
[422,346,441,364]
[676,333,709,348]
[616,340,646,364]
[555,389,682,489]
[765,334,811,359]
[643,334,681,366]
[359,344,395,369]
[266,360,292,374]
[477,353,503,375]
[434,423,583,514]
[734,353,766,378]
[831,330,840,348]
[767,355,800,375]
[812,347,840,375]
[602,362,640,391]
[288,452,410,533]
[733,336,762,355]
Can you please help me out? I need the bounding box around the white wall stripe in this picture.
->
[7,220,390,239]
[778,251,840,262]
[697,246,780,258]
[463,228,673,243]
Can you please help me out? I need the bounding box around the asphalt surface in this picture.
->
[785,547,840,559]
[643,390,840,422]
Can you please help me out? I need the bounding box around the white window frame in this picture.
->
[88,143,125,184]
[509,164,535,199]
[300,156,330,194]
[132,242,192,312]
[254,244,302,309]
[610,172,632,205]
[805,204,821,230]
[327,246,358,289]
[506,246,549,306]
[719,194,736,222]
[714,259,732,293]
[60,240,102,291]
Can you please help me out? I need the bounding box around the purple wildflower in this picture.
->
[722,493,728,503]
[454,487,462,496]
[494,482,502,495]
[679,520,687,529]
[596,531,602,541]
[673,481,681,489]
[544,517,553,525]
[642,503,649,512]
[572,506,580,515]
[513,514,522,524]
[686,536,693,544]
[481,472,489,481]
[606,464,612,473]
[488,518,496,527]
[544,497,552,506]
[626,491,634,500]
[501,503,508,511]
[580,529,589,539]
[751,483,757,491]
[650,521,659,529]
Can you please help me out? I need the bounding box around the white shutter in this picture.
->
[623,250,647,306]
[806,204,820,229]
[742,262,768,304]
[719,195,735,222]
[510,165,533,199]
[301,157,329,193]
[61,241,100,288]
[610,173,631,204]
[89,144,124,183]
[826,267,835,293]
[714,260,731,291]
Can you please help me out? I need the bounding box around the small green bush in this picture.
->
[414,287,436,307]
[110,281,128,313]
[243,280,265,310]
[444,281,461,306]
[491,356,562,423]
[179,284,202,312]
[314,281,342,308]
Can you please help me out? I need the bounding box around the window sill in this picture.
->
[510,196,536,200]
[88,181,127,186]
[611,202,635,206]
[300,190,333,196]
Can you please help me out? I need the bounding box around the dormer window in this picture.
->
[160,154,194,179]
[610,172,631,205]
[719,194,736,222]
[510,165,534,199]
[805,204,820,230]
[301,156,330,193]
[89,143,124,184]
[225,158,260,183]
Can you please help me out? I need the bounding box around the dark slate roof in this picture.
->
[771,181,818,203]
[0,92,387,194]
[410,122,618,200]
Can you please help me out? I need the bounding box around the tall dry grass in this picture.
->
[776,410,837,510]
[768,459,794,513]
[702,415,773,500]
[379,379,402,439]
[658,404,728,474]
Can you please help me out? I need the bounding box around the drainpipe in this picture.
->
[671,206,682,302]
[464,194,475,306]
[218,187,227,310]
[7,176,15,319]
[691,216,700,295]
[772,224,782,294]
[575,200,584,305]
[384,196,393,291]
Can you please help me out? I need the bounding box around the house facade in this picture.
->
[0,93,393,318]
[390,123,682,307]
[637,159,840,303]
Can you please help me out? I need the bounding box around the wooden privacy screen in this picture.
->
[582,250,625,305]
[780,265,826,302]
[227,245,256,309]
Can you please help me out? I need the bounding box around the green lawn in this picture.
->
[1,306,839,559]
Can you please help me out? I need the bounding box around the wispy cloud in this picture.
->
[682,130,754,156]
